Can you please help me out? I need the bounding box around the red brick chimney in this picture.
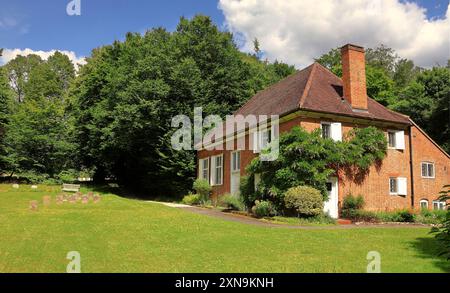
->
[341,44,368,111]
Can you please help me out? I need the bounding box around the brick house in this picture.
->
[197,44,449,218]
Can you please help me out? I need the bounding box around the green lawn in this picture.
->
[0,184,448,273]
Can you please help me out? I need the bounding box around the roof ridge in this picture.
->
[298,62,318,108]
[234,63,313,115]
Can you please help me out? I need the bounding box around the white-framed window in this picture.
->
[321,122,342,141]
[321,123,331,139]
[210,154,223,186]
[231,151,241,173]
[198,158,210,181]
[421,162,435,178]
[253,128,272,153]
[433,200,446,210]
[387,130,405,150]
[420,199,429,209]
[389,177,407,195]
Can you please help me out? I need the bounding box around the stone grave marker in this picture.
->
[56,195,64,205]
[93,194,101,203]
[81,195,89,204]
[29,200,38,211]
[43,196,52,206]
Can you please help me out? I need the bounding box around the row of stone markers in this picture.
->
[29,192,101,211]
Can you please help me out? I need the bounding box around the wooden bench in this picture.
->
[62,184,81,192]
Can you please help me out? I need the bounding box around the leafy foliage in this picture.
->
[246,126,387,211]
[182,193,202,205]
[431,185,450,260]
[284,186,323,217]
[252,200,277,218]
[1,52,77,177]
[239,175,256,209]
[218,194,244,211]
[193,178,212,202]
[70,15,294,196]
[342,194,365,211]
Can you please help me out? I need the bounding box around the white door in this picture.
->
[230,152,241,196]
[324,177,339,219]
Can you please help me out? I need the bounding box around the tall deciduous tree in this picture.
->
[2,52,77,177]
[72,15,294,196]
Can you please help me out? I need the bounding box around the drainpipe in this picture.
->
[409,125,415,209]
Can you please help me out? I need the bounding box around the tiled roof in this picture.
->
[235,62,411,125]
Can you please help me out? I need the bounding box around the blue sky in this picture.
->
[0,0,449,67]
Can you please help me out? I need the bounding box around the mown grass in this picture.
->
[0,184,448,273]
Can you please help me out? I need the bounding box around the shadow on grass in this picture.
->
[410,236,450,272]
[87,183,181,203]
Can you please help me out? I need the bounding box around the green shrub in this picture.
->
[18,172,49,184]
[193,179,212,202]
[342,194,365,210]
[42,178,61,185]
[284,186,323,217]
[415,209,447,224]
[219,194,244,211]
[431,185,449,260]
[57,169,78,184]
[182,193,201,205]
[395,210,415,222]
[354,210,379,222]
[252,200,277,218]
[239,175,256,209]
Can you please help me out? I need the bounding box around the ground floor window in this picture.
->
[199,158,209,181]
[420,199,429,209]
[231,151,240,173]
[211,154,223,186]
[389,177,407,195]
[433,200,446,210]
[389,177,398,194]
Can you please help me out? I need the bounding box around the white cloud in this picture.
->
[0,48,86,70]
[219,0,450,68]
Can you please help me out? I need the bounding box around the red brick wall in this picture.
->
[411,126,450,209]
[300,117,411,211]
[197,115,450,211]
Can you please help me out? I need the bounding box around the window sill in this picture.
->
[421,176,435,179]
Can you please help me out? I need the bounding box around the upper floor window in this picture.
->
[421,162,435,178]
[321,123,331,139]
[321,122,342,141]
[253,128,273,153]
[387,130,405,150]
[433,201,446,210]
[388,131,396,148]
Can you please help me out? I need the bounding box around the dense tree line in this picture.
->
[0,16,294,195]
[0,15,448,196]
